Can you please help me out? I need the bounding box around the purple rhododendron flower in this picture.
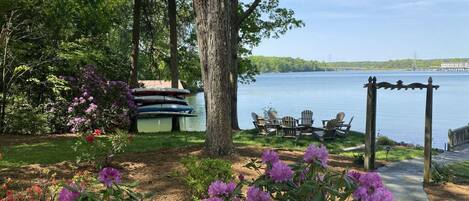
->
[58,185,80,201]
[353,172,393,201]
[202,198,224,201]
[262,149,280,164]
[358,172,383,188]
[268,161,293,183]
[246,186,271,201]
[208,180,236,197]
[99,167,121,187]
[347,171,362,182]
[85,103,98,114]
[304,144,329,167]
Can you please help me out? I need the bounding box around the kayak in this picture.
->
[138,111,197,118]
[134,95,188,106]
[132,88,190,96]
[137,104,193,113]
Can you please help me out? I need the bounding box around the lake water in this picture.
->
[138,71,469,149]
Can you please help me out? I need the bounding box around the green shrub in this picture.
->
[180,156,233,199]
[377,135,396,146]
[5,97,49,135]
[109,129,130,155]
[352,153,364,165]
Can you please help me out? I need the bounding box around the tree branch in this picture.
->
[238,0,261,25]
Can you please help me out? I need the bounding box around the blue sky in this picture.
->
[251,0,469,61]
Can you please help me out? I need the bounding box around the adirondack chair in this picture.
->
[337,116,354,137]
[322,112,345,127]
[314,119,340,141]
[252,112,277,135]
[267,111,281,125]
[299,110,314,136]
[280,116,302,138]
[299,110,314,127]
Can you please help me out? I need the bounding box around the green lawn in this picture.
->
[0,132,206,167]
[446,161,469,181]
[0,130,423,168]
[340,146,424,161]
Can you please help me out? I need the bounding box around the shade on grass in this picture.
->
[0,130,422,168]
[340,146,424,161]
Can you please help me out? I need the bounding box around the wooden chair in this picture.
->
[337,116,354,137]
[314,119,340,141]
[322,112,345,127]
[280,116,302,138]
[267,111,280,124]
[299,110,314,127]
[252,112,276,135]
[299,110,314,136]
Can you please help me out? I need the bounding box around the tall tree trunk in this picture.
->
[193,0,233,156]
[129,0,142,133]
[230,0,240,131]
[130,0,141,88]
[168,0,180,131]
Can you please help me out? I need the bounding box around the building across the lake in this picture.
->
[440,62,469,71]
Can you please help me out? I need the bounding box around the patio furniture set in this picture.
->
[251,110,354,141]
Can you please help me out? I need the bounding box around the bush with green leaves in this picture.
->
[377,135,396,146]
[180,156,233,199]
[5,96,49,135]
[202,145,393,201]
[72,129,131,167]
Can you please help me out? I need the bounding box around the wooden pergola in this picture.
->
[363,76,439,183]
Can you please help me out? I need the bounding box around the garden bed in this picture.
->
[1,131,464,200]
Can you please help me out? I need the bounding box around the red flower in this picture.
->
[93,129,102,136]
[5,190,14,201]
[31,184,42,195]
[85,135,95,143]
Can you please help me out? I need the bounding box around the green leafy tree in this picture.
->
[230,0,305,130]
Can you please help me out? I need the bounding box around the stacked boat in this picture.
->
[132,88,196,118]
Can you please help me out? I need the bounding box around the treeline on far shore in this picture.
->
[249,56,469,73]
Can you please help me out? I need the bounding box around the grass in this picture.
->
[0,130,423,168]
[341,146,424,161]
[446,161,469,181]
[233,129,365,153]
[0,132,206,167]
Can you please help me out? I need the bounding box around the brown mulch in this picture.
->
[425,182,469,201]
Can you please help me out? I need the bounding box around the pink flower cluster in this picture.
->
[99,167,121,188]
[246,186,271,201]
[303,144,329,167]
[261,149,293,183]
[348,171,393,201]
[207,180,236,198]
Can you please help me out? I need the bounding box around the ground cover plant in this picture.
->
[200,145,393,201]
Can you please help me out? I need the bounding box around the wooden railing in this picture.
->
[448,123,469,151]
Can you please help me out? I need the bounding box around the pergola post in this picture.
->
[424,77,434,183]
[365,76,377,170]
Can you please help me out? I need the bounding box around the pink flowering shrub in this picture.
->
[66,65,136,133]
[204,145,393,201]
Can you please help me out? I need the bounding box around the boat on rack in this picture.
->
[138,111,197,118]
[134,95,188,106]
[132,88,190,96]
[137,103,193,113]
